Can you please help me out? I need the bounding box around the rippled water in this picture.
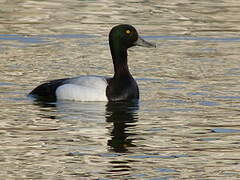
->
[1,0,240,179]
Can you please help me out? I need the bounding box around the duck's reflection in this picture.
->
[105,101,139,153]
[31,99,139,153]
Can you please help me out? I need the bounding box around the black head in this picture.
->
[109,24,155,50]
[107,24,155,102]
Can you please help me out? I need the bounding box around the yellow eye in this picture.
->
[126,29,131,34]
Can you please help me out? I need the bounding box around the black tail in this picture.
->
[28,78,68,102]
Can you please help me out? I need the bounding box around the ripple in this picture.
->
[163,99,188,104]
[0,34,47,44]
[159,108,196,112]
[211,128,240,133]
[191,58,217,62]
[128,154,190,159]
[214,96,240,100]
[155,168,177,173]
[150,176,176,180]
[197,138,220,141]
[38,34,96,39]
[146,128,166,132]
[199,101,220,106]
[145,35,240,42]
[0,33,96,47]
[187,92,208,96]
[160,87,186,90]
[164,80,189,84]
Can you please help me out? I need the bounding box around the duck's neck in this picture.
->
[110,43,131,77]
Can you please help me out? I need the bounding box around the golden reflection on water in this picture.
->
[1,0,240,179]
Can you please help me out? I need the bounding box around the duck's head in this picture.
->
[109,24,156,50]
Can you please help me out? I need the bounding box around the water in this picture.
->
[1,0,240,179]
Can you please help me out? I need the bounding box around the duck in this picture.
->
[28,24,156,102]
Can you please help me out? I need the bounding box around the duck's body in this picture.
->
[30,76,108,101]
[29,24,155,102]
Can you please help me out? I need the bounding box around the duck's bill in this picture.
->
[134,36,156,48]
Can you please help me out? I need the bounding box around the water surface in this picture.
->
[1,0,240,179]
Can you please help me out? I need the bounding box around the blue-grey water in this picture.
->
[1,0,240,179]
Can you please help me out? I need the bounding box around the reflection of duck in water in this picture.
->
[28,24,155,102]
[105,101,139,153]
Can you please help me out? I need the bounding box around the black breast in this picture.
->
[106,76,139,101]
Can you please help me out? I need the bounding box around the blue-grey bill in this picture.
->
[134,36,156,48]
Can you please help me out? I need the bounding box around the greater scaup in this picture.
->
[28,24,155,102]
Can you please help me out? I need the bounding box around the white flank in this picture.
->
[56,76,108,101]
